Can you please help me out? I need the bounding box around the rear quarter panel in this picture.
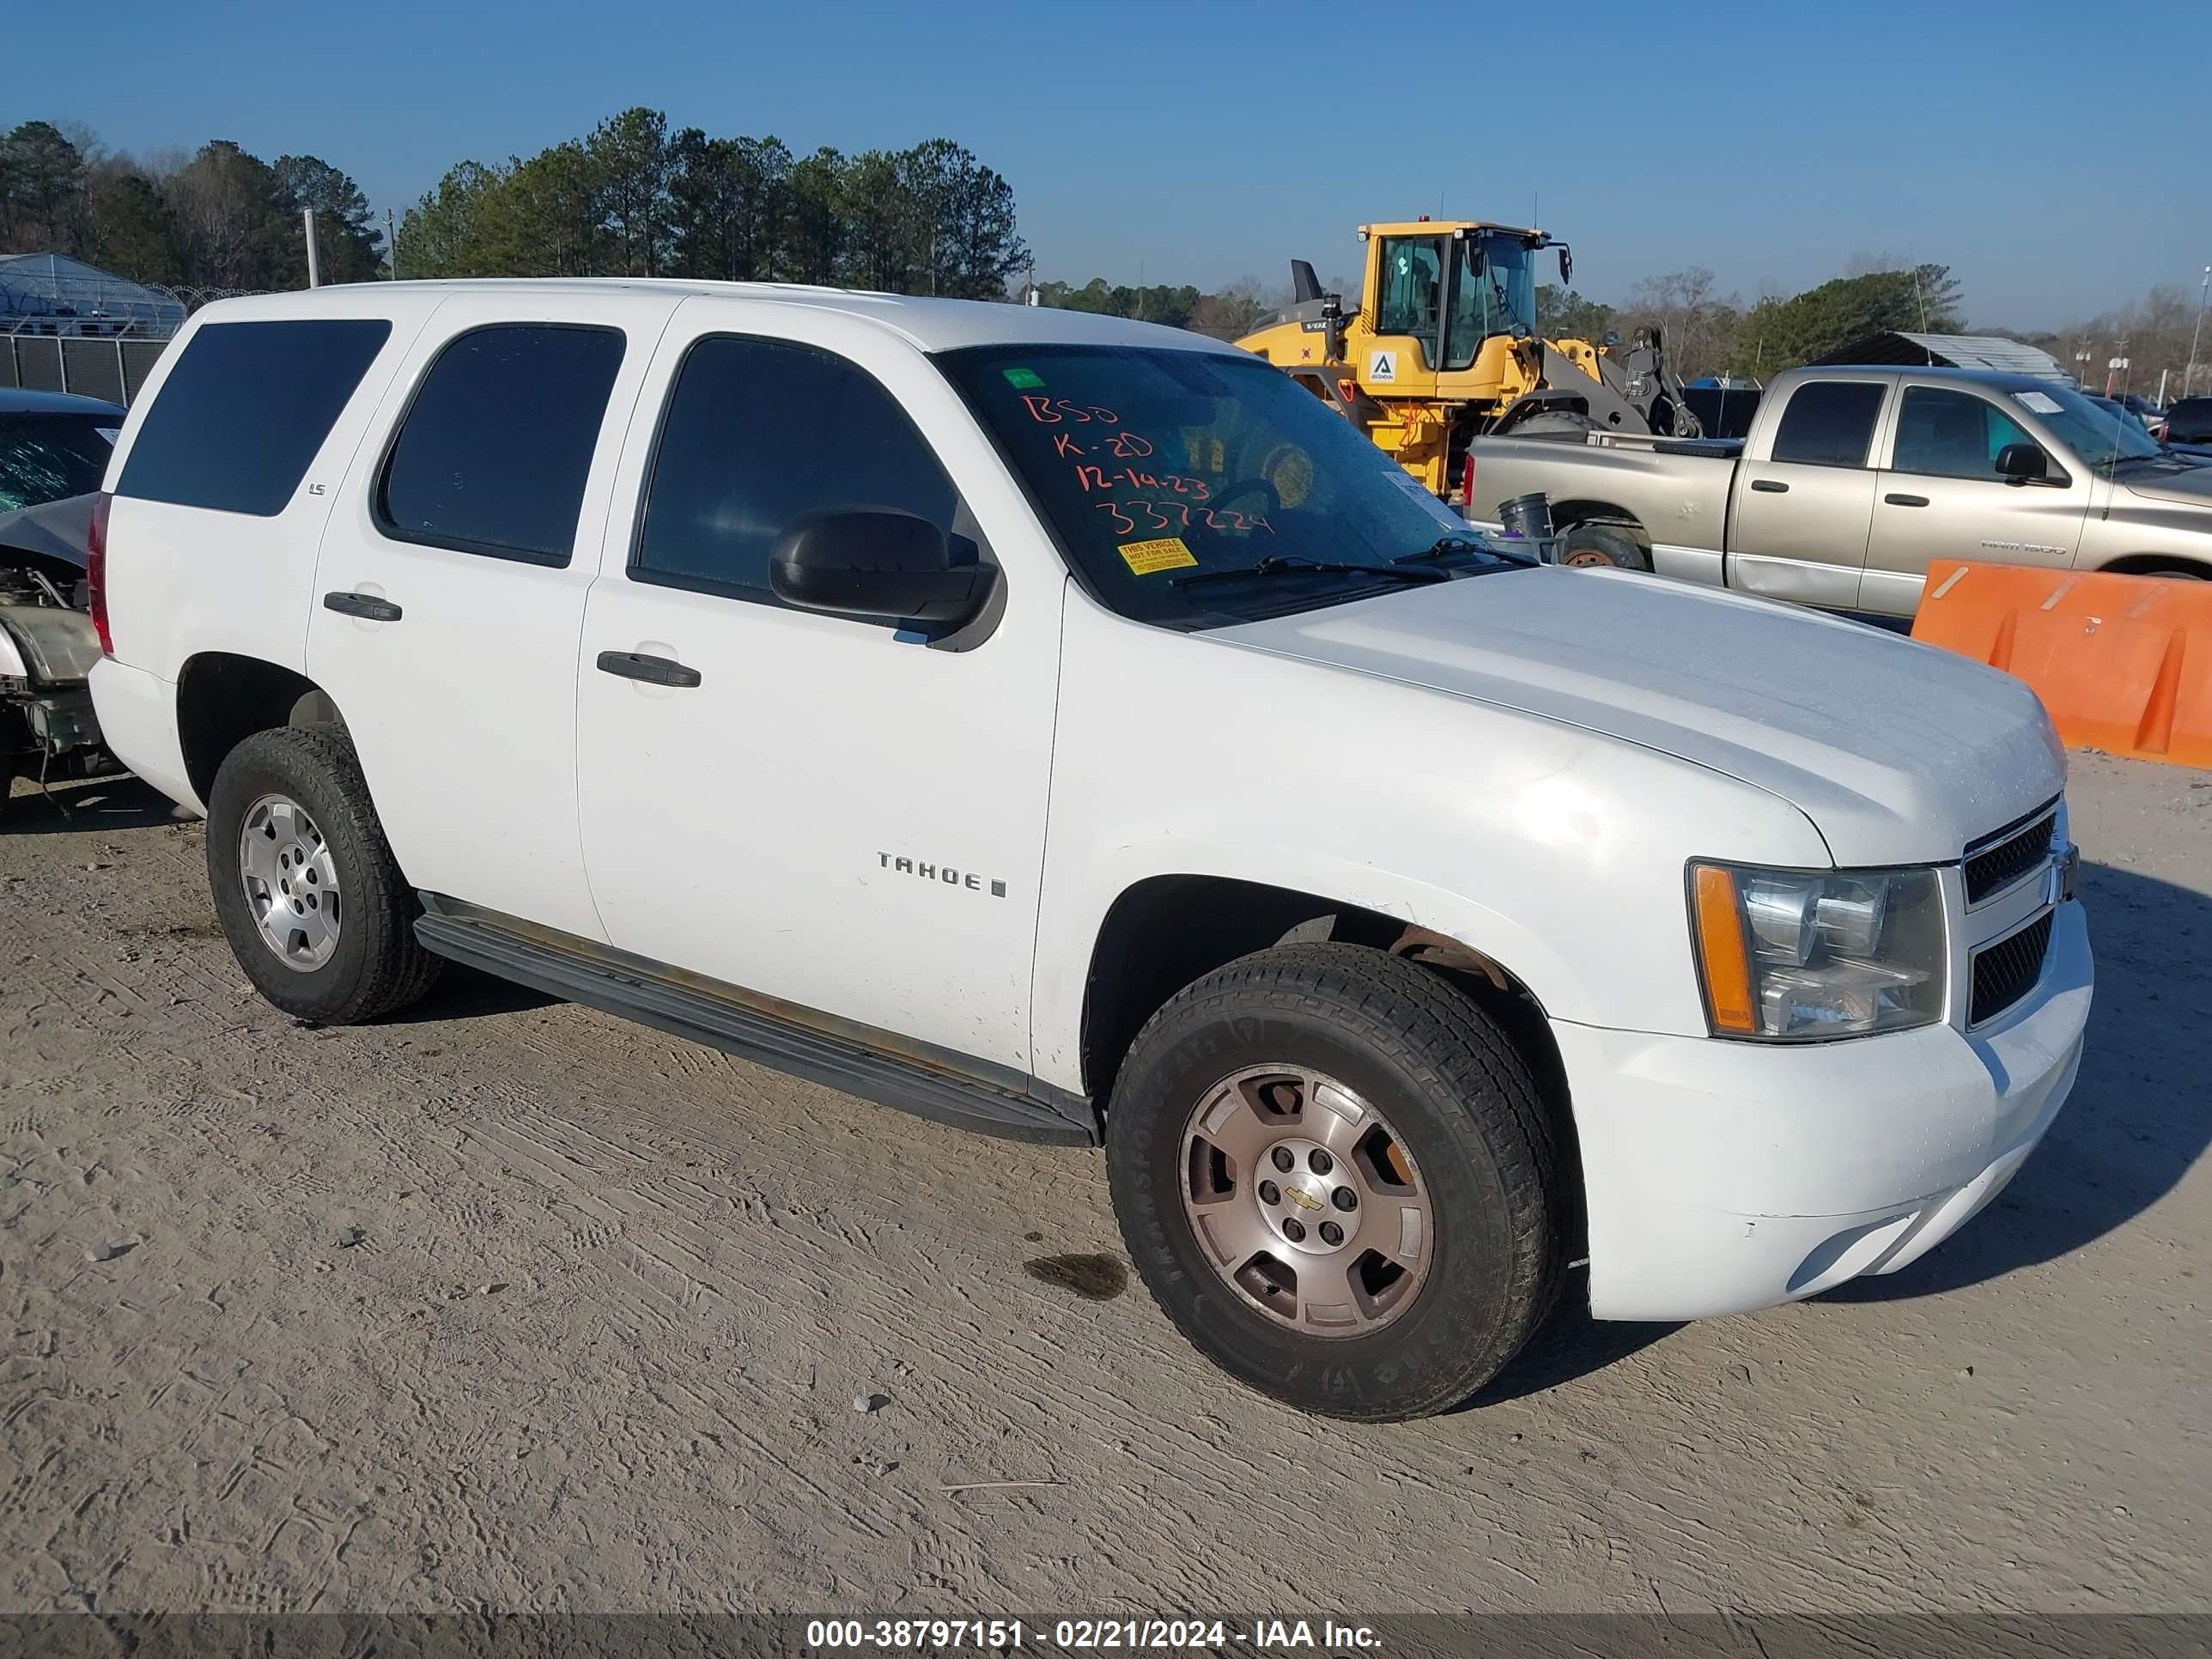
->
[1468,434,1734,582]
[99,290,447,685]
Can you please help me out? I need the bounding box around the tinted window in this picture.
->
[0,414,115,512]
[635,336,958,611]
[1892,386,2036,480]
[1769,381,1886,468]
[116,319,390,515]
[379,325,625,565]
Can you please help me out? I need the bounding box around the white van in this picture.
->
[88,280,2090,1419]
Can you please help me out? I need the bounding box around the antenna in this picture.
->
[1909,245,1931,362]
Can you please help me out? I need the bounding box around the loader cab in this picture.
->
[1364,221,1541,374]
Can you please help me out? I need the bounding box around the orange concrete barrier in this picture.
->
[1911,561,2212,769]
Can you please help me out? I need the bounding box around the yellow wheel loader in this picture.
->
[1236,219,1700,500]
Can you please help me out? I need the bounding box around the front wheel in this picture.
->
[1106,944,1562,1421]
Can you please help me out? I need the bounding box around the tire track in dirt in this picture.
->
[3,766,2209,1613]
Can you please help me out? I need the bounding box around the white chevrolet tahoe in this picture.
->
[87,281,2091,1420]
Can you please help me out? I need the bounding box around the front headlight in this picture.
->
[1689,861,1948,1040]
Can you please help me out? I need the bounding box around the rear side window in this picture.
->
[634,335,958,613]
[1769,381,1887,468]
[116,319,390,515]
[378,324,625,566]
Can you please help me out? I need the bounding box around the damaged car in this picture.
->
[0,388,122,819]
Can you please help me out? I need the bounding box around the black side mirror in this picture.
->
[1558,247,1573,287]
[1996,442,2050,484]
[769,509,997,625]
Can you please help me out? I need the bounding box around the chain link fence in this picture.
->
[0,274,268,406]
[0,333,173,406]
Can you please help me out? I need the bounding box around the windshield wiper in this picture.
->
[1170,555,1449,592]
[2092,452,2166,476]
[1391,533,1533,569]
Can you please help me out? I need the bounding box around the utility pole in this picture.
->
[302,208,320,289]
[2075,347,2094,391]
[386,209,398,280]
[2187,264,2210,398]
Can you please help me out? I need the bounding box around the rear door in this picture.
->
[1726,374,1890,609]
[1863,381,2086,615]
[306,290,680,939]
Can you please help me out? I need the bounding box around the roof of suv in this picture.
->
[203,278,1247,358]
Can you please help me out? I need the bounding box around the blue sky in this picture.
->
[12,0,2208,324]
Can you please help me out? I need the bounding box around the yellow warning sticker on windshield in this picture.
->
[1119,536,1199,575]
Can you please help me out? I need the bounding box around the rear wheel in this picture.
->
[1559,523,1651,571]
[1105,944,1562,1421]
[204,726,440,1024]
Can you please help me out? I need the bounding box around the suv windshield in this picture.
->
[0,413,116,514]
[2013,384,2161,471]
[938,344,1522,628]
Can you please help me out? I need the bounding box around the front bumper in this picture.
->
[1555,896,2090,1322]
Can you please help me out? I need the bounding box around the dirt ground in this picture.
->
[3,754,2207,1618]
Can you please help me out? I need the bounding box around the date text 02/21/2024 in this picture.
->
[800,1617,1382,1650]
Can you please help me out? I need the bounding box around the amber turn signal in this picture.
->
[1692,864,1758,1035]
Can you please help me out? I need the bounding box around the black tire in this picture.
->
[204,725,441,1024]
[1105,944,1562,1421]
[0,707,26,826]
[1559,523,1651,572]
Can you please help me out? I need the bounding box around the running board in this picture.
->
[413,907,1098,1146]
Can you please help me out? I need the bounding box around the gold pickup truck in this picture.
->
[1463,365,2212,615]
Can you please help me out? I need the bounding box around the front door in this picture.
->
[1862,381,2087,616]
[1727,376,1889,610]
[573,307,1061,1075]
[307,291,680,940]
[1372,235,1447,375]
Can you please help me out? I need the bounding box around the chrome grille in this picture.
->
[1965,808,2057,905]
[1971,912,2053,1025]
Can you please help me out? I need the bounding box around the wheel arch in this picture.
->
[1548,499,1652,549]
[2094,551,2212,580]
[1077,872,1583,1255]
[176,652,349,808]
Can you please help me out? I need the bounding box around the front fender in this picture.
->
[1030,595,1829,1093]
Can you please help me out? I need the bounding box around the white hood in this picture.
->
[1212,566,2063,867]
